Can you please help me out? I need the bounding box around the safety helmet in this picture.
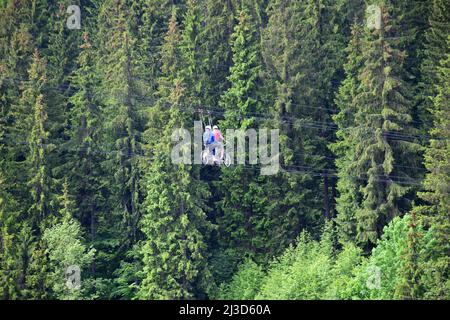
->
[213,125,218,130]
[205,125,211,130]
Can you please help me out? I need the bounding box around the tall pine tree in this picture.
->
[334,2,422,249]
[139,9,214,299]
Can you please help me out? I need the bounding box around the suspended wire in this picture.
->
[201,109,437,141]
[1,130,428,172]
[1,131,429,187]
[0,78,437,175]
[1,77,439,141]
[0,75,342,114]
[0,73,432,126]
[0,55,440,184]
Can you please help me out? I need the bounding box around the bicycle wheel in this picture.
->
[201,150,211,165]
[223,153,231,167]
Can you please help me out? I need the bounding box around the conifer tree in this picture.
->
[0,171,20,299]
[262,0,342,232]
[42,181,95,299]
[263,0,356,222]
[332,22,365,244]
[0,0,448,300]
[131,0,179,96]
[0,1,34,213]
[418,0,450,129]
[97,0,144,249]
[11,49,52,230]
[66,31,106,260]
[12,50,54,299]
[334,2,422,249]
[395,211,423,299]
[213,8,273,276]
[414,41,450,299]
[179,0,205,109]
[139,10,214,299]
[45,2,80,141]
[201,0,235,105]
[394,0,430,75]
[0,4,47,297]
[19,49,54,228]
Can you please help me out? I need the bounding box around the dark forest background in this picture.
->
[0,0,448,299]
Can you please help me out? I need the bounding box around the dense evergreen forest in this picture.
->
[0,0,448,300]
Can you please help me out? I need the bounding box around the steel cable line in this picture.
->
[1,90,434,142]
[0,75,432,127]
[202,109,437,141]
[1,134,427,186]
[0,70,440,179]
[0,131,429,172]
[0,83,431,144]
[1,75,343,114]
[0,91,438,174]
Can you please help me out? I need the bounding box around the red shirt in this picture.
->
[214,129,222,142]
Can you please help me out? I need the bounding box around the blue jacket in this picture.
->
[203,131,214,145]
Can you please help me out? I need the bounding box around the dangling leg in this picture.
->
[219,143,224,160]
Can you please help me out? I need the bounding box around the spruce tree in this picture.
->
[0,170,20,299]
[0,4,46,298]
[15,49,54,299]
[0,1,35,215]
[414,40,450,299]
[179,0,205,110]
[45,1,80,143]
[263,0,358,223]
[395,211,423,299]
[42,181,95,300]
[418,0,450,130]
[97,0,144,250]
[66,31,106,272]
[334,2,422,249]
[0,0,448,301]
[132,0,179,97]
[18,49,54,229]
[201,0,235,106]
[213,8,272,277]
[262,0,343,231]
[332,22,365,244]
[139,10,214,299]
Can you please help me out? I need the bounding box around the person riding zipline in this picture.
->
[203,124,224,161]
[203,125,214,152]
[202,124,230,166]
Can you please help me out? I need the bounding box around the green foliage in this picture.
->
[26,51,53,227]
[138,11,215,300]
[139,158,213,299]
[112,242,143,300]
[368,215,411,299]
[334,2,423,249]
[218,222,366,300]
[414,37,450,299]
[218,215,440,300]
[200,0,235,105]
[332,22,365,243]
[257,224,335,299]
[98,0,145,248]
[417,0,449,129]
[325,243,367,299]
[217,259,265,300]
[0,171,20,299]
[42,182,95,299]
[214,7,277,274]
[0,0,448,300]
